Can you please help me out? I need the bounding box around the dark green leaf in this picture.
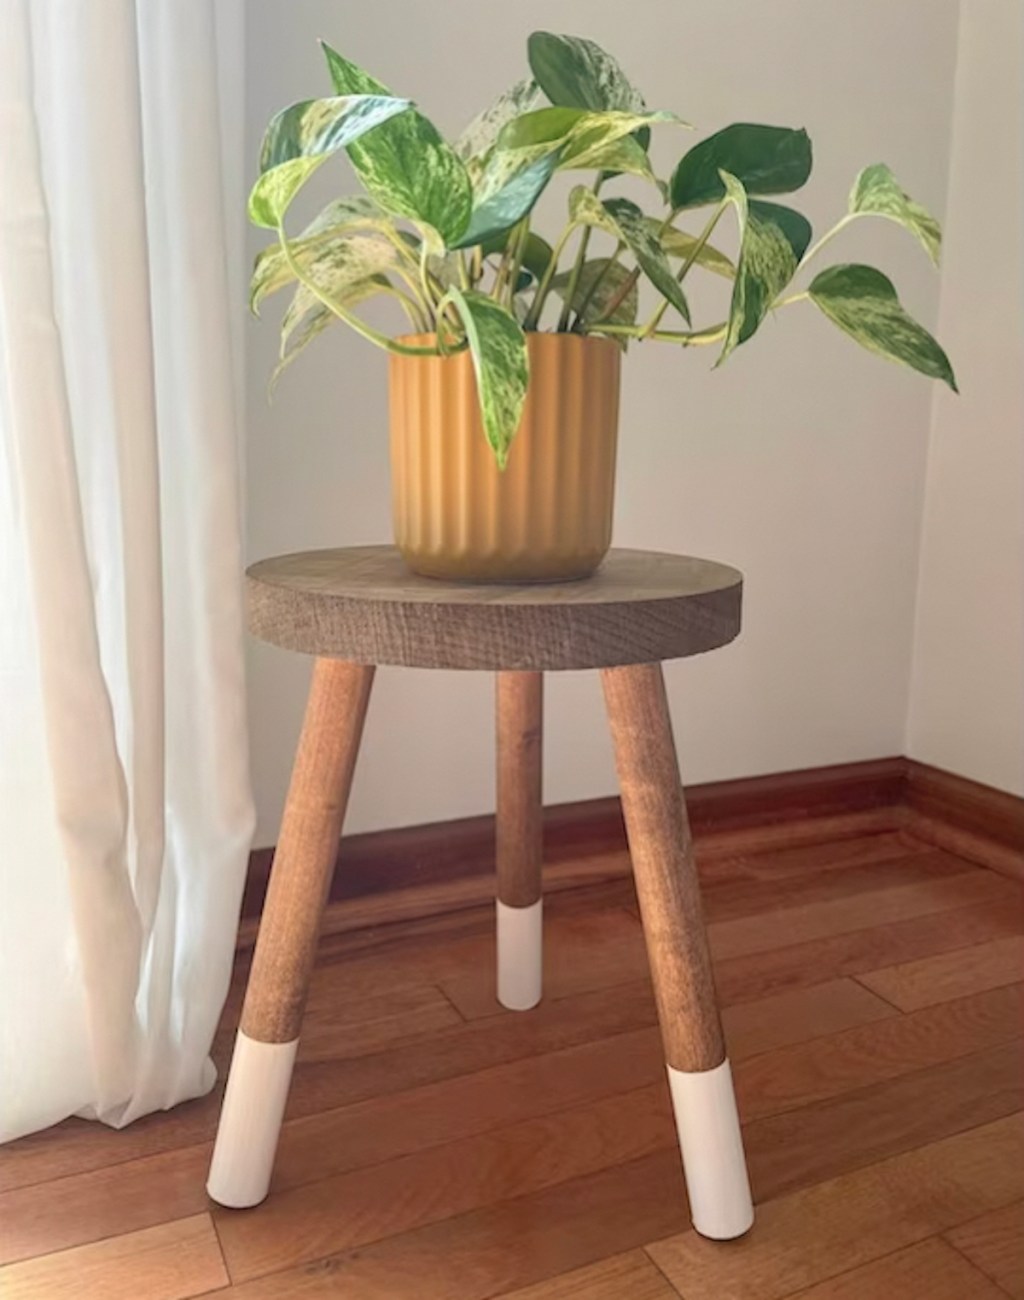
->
[480,230,555,283]
[670,123,812,210]
[527,31,645,112]
[320,41,472,246]
[451,150,561,248]
[808,263,957,389]
[717,172,801,364]
[437,288,529,468]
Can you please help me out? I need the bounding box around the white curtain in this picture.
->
[0,0,254,1141]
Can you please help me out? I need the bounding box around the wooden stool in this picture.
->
[207,546,754,1240]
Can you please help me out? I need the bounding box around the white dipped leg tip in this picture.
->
[496,898,542,1011]
[207,1031,298,1208]
[667,1058,754,1240]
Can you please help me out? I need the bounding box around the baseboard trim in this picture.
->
[240,756,1021,946]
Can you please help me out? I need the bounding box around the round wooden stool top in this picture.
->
[246,546,742,672]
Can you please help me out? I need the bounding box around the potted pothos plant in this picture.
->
[251,31,956,582]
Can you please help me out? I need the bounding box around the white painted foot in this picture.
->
[496,898,542,1011]
[207,1031,298,1208]
[667,1058,754,1240]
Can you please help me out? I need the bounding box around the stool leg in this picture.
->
[207,658,374,1208]
[495,671,543,1010]
[601,663,753,1240]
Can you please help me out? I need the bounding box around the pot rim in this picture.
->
[394,329,621,356]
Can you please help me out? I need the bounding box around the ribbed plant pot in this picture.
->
[389,332,621,583]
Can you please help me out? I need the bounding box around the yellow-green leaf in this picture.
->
[248,94,411,228]
[437,288,529,468]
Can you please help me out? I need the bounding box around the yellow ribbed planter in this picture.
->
[389,332,621,582]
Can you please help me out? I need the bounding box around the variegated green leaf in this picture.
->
[717,172,802,364]
[272,275,390,390]
[498,107,679,170]
[452,149,561,249]
[670,123,812,210]
[527,31,645,112]
[570,190,690,323]
[849,164,941,265]
[437,288,529,468]
[748,200,812,262]
[552,258,638,337]
[251,195,393,312]
[655,222,736,278]
[808,264,957,390]
[456,78,541,162]
[579,134,659,186]
[320,41,472,247]
[249,95,412,228]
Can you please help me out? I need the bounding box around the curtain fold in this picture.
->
[0,0,254,1141]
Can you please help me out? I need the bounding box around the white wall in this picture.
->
[906,0,1024,796]
[244,0,961,844]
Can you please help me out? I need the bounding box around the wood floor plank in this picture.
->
[267,976,888,1195]
[213,1084,675,1283]
[0,1214,228,1300]
[745,1041,1024,1201]
[857,935,1024,1011]
[0,1143,209,1267]
[737,983,1024,1121]
[946,1200,1024,1298]
[646,1112,1024,1300]
[197,1150,690,1299]
[784,1237,1008,1299]
[700,849,973,924]
[709,869,1019,961]
[493,1249,679,1299]
[713,896,1024,1007]
[721,979,893,1061]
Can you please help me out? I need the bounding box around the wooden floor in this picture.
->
[2,828,1023,1298]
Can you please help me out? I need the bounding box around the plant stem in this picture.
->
[277,225,441,356]
[639,200,728,339]
[522,220,580,331]
[594,321,728,346]
[588,207,679,329]
[458,251,471,291]
[504,219,530,309]
[773,290,809,309]
[557,175,603,331]
[798,214,856,271]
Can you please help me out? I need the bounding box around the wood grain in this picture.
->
[946,1200,1024,1298]
[0,1214,227,1300]
[857,935,1024,1011]
[494,1249,679,1299]
[646,1112,1024,1300]
[736,982,1024,1121]
[602,662,724,1071]
[241,658,374,1043]
[786,1237,1008,1299]
[247,546,743,671]
[496,671,544,907]
[213,1084,677,1283]
[906,758,1024,875]
[744,1041,1024,1201]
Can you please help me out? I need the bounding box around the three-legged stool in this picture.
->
[208,545,754,1240]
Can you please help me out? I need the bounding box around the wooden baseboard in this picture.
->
[240,756,1021,946]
